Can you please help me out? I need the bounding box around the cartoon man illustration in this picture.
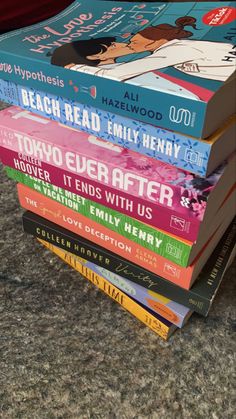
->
[50,16,235,90]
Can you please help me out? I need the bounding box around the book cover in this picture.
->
[22,210,236,315]
[0,105,235,221]
[0,1,235,137]
[40,238,191,328]
[0,80,235,177]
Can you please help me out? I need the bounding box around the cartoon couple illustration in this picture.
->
[49,16,235,98]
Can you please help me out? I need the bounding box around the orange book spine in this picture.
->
[39,239,176,340]
[17,183,195,288]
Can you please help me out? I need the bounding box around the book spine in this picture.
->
[40,239,176,340]
[0,146,200,241]
[0,79,211,176]
[0,118,202,216]
[39,238,191,328]
[0,110,208,215]
[17,183,194,288]
[22,210,210,314]
[6,167,192,267]
[0,52,206,137]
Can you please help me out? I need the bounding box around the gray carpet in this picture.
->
[0,103,235,418]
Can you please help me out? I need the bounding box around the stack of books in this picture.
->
[0,1,235,340]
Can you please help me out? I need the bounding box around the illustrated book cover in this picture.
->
[0,1,235,137]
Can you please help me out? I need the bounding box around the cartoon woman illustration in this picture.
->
[50,16,235,86]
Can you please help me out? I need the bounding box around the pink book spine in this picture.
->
[0,106,221,219]
[17,183,195,288]
[0,145,200,241]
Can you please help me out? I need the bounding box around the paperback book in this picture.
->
[17,182,236,288]
[0,145,203,241]
[0,80,235,177]
[0,1,235,137]
[1,106,235,241]
[6,166,193,266]
[8,166,234,267]
[40,238,191,329]
[22,210,236,315]
[1,144,235,243]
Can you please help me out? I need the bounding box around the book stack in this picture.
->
[0,1,235,340]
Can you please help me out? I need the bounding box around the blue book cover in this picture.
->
[0,1,235,137]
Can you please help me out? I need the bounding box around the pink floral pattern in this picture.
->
[191,200,207,221]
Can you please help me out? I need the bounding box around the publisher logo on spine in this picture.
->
[163,263,180,278]
[169,106,195,127]
[184,148,204,167]
[166,243,182,259]
[170,216,190,233]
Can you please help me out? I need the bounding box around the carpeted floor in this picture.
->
[0,102,235,418]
